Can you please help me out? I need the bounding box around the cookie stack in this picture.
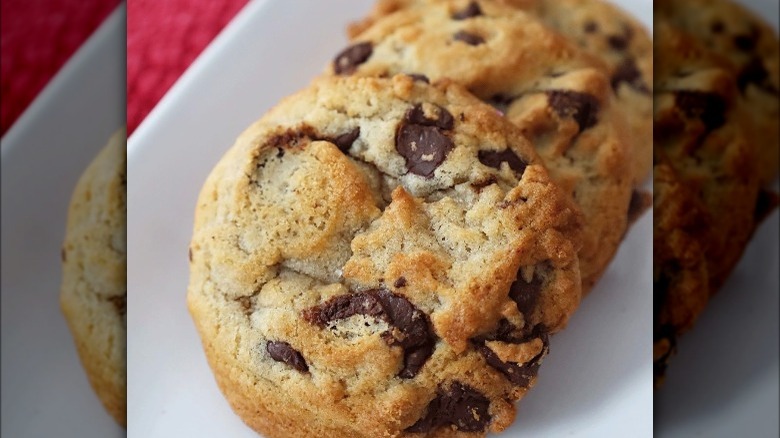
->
[653,0,779,386]
[187,0,650,436]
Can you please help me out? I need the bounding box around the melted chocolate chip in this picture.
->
[674,91,727,132]
[406,382,491,433]
[607,34,628,50]
[611,58,650,94]
[394,277,408,288]
[107,294,126,316]
[303,289,435,377]
[733,33,757,52]
[475,328,549,386]
[405,104,455,130]
[266,126,319,151]
[188,248,193,262]
[453,30,485,46]
[407,73,430,83]
[333,42,373,75]
[737,57,779,95]
[396,124,454,178]
[266,341,309,372]
[711,21,725,34]
[509,272,543,318]
[61,247,67,262]
[452,2,482,20]
[478,149,527,176]
[330,128,361,152]
[265,126,361,154]
[547,90,600,131]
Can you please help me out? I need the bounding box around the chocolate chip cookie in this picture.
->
[652,156,712,387]
[187,75,583,436]
[349,0,653,185]
[654,21,760,292]
[653,21,763,383]
[656,0,780,185]
[332,0,634,293]
[60,128,127,426]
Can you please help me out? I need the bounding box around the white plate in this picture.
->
[0,6,126,438]
[126,1,652,436]
[655,1,780,436]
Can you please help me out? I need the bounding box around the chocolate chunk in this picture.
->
[406,382,491,433]
[475,328,549,386]
[478,149,527,176]
[509,272,543,318]
[733,34,756,52]
[607,34,628,50]
[472,318,524,345]
[394,277,408,288]
[584,21,598,33]
[266,341,309,372]
[330,128,361,152]
[107,293,126,316]
[453,30,485,46]
[547,90,600,131]
[407,73,430,83]
[711,21,724,34]
[405,104,454,130]
[265,126,361,154]
[303,289,436,377]
[333,42,373,75]
[266,126,319,151]
[188,248,193,262]
[396,124,454,177]
[737,57,778,95]
[674,91,727,132]
[452,2,482,20]
[61,247,67,262]
[611,58,650,94]
[302,292,384,325]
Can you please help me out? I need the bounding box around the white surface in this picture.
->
[655,1,780,437]
[0,6,126,438]
[126,1,652,437]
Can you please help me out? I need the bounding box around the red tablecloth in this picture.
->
[127,0,249,134]
[0,0,118,135]
[1,0,249,136]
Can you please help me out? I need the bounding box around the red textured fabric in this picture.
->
[127,0,249,134]
[0,0,118,136]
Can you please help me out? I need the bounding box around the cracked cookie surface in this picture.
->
[60,128,127,426]
[187,75,582,437]
[348,0,653,185]
[331,0,633,293]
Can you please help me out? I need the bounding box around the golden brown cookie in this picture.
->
[656,0,780,184]
[332,0,634,293]
[60,128,127,426]
[188,75,583,436]
[349,0,653,185]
